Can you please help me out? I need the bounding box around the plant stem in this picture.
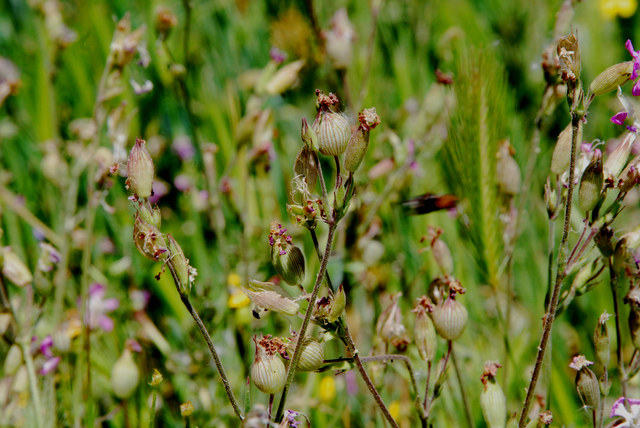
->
[518,111,581,427]
[310,228,335,293]
[149,387,157,428]
[21,333,43,428]
[339,323,400,427]
[309,227,397,425]
[609,258,627,399]
[452,346,474,428]
[179,294,244,421]
[274,222,337,422]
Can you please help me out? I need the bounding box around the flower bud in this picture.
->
[344,108,381,173]
[594,311,610,368]
[154,6,178,41]
[137,203,161,228]
[570,355,600,409]
[269,222,305,286]
[265,60,305,95]
[1,247,32,287]
[149,368,163,387]
[605,132,635,180]
[166,234,195,297]
[589,61,633,96]
[414,304,437,362]
[251,336,287,394]
[133,214,167,261]
[180,401,194,417]
[480,362,506,428]
[127,138,154,199]
[613,238,629,273]
[327,284,346,323]
[427,227,454,276]
[324,9,355,69]
[544,178,558,218]
[557,31,580,81]
[111,349,140,399]
[292,338,325,372]
[578,152,603,212]
[376,293,409,350]
[551,122,582,175]
[618,155,640,193]
[432,297,468,340]
[301,117,319,152]
[312,90,350,156]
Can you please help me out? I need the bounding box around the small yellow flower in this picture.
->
[228,289,250,309]
[318,375,336,403]
[389,401,401,420]
[599,0,637,19]
[227,272,242,287]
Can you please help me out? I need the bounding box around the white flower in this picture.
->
[610,397,640,427]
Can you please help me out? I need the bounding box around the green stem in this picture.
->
[609,258,627,399]
[452,346,474,428]
[518,110,582,427]
[149,388,157,428]
[274,222,336,422]
[21,333,43,428]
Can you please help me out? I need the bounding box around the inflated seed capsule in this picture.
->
[589,61,633,96]
[344,108,381,173]
[431,297,468,340]
[269,222,305,286]
[570,356,600,409]
[578,152,603,212]
[251,338,286,394]
[414,305,437,362]
[481,381,506,428]
[551,122,583,175]
[133,215,167,261]
[312,90,351,156]
[166,234,192,297]
[295,338,325,372]
[111,349,140,399]
[127,138,154,199]
[1,247,33,287]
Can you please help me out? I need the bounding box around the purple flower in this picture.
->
[610,397,640,427]
[270,47,286,64]
[174,174,192,192]
[625,40,640,95]
[84,283,119,332]
[40,356,61,375]
[171,136,195,161]
[612,111,629,125]
[149,180,169,204]
[283,409,301,428]
[40,336,54,358]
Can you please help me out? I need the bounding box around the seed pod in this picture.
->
[428,227,454,276]
[1,247,33,287]
[269,222,305,286]
[589,61,633,96]
[481,381,506,428]
[570,356,599,409]
[312,90,350,156]
[551,122,582,175]
[594,311,610,368]
[344,108,381,173]
[137,203,161,228]
[578,152,603,212]
[251,338,286,394]
[594,226,615,258]
[496,140,521,196]
[127,138,154,199]
[327,284,346,323]
[111,349,139,399]
[4,344,22,375]
[295,338,325,372]
[414,305,437,362]
[431,297,468,340]
[605,132,635,179]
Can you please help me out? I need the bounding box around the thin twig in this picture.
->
[609,258,627,399]
[518,110,582,427]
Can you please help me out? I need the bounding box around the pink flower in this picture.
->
[625,40,640,95]
[612,111,629,125]
[40,356,61,375]
[84,283,119,332]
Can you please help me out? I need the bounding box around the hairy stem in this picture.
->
[274,222,336,422]
[518,111,581,427]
